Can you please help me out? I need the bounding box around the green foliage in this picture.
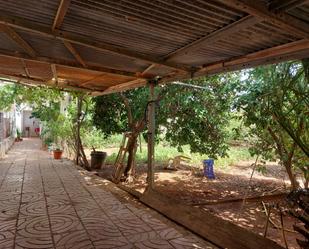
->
[0,83,63,111]
[92,88,150,137]
[158,75,240,158]
[105,142,252,169]
[93,74,239,159]
[235,61,309,187]
[16,128,21,139]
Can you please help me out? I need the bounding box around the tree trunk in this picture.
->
[267,127,299,190]
[75,96,82,165]
[75,95,90,170]
[124,133,138,176]
[283,160,299,190]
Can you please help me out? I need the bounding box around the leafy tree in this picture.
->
[0,83,63,111]
[93,74,238,181]
[236,61,309,189]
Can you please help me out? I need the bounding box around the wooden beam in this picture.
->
[159,39,309,83]
[52,0,71,31]
[80,74,105,86]
[270,0,309,12]
[146,82,156,190]
[0,73,95,92]
[63,40,87,67]
[140,189,284,249]
[164,16,259,60]
[0,49,141,78]
[0,14,191,72]
[0,73,45,86]
[0,24,36,57]
[198,39,309,74]
[216,0,309,38]
[91,79,147,96]
[141,64,157,76]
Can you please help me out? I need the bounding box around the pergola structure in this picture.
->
[0,0,308,94]
[0,0,308,200]
[0,1,308,248]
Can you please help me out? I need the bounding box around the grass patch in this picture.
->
[104,136,253,171]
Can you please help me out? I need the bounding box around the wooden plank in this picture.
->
[52,0,71,31]
[0,50,140,78]
[270,0,309,12]
[0,14,191,72]
[141,64,157,76]
[63,40,87,67]
[160,39,309,84]
[199,39,309,73]
[140,189,284,249]
[79,73,109,86]
[0,73,45,86]
[193,193,288,206]
[164,15,259,60]
[0,73,95,92]
[0,24,36,57]
[91,79,147,96]
[147,82,155,190]
[216,0,309,38]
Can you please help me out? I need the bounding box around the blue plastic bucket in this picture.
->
[203,159,215,179]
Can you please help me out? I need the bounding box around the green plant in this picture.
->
[235,61,309,189]
[16,128,21,139]
[93,74,239,180]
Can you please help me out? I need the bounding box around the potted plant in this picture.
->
[53,147,63,160]
[15,129,23,142]
[43,137,53,150]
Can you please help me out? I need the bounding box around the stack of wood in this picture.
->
[286,189,309,248]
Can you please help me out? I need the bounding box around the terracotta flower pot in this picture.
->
[53,150,63,160]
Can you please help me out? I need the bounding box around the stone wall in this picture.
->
[0,112,14,159]
[0,112,3,142]
[0,136,14,159]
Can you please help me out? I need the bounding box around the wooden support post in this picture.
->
[146,81,156,190]
[75,95,82,165]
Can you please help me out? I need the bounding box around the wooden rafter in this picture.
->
[164,15,259,60]
[141,64,157,76]
[197,39,309,74]
[0,24,36,57]
[63,40,87,67]
[52,0,71,31]
[92,79,147,96]
[269,0,309,12]
[216,0,309,38]
[0,14,191,72]
[0,73,49,86]
[53,1,87,70]
[0,73,97,92]
[160,39,309,83]
[0,49,141,79]
[79,74,106,87]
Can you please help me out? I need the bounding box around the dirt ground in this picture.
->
[95,154,305,249]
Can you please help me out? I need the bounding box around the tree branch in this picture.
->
[120,93,133,128]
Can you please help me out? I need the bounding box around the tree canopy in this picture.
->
[93,74,239,159]
[235,60,309,188]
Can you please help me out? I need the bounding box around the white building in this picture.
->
[0,105,16,158]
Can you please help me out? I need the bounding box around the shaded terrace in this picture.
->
[0,1,308,249]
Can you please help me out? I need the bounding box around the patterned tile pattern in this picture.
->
[0,139,218,249]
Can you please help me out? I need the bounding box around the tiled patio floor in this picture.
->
[0,138,217,249]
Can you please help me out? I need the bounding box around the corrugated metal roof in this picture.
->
[0,0,308,93]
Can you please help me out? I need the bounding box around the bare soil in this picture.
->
[94,153,305,249]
